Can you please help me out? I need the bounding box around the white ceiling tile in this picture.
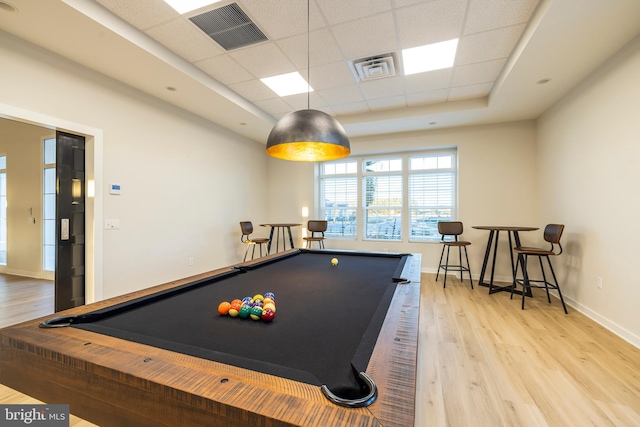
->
[96,0,178,30]
[195,55,254,85]
[448,82,492,100]
[452,59,505,87]
[317,0,393,26]
[359,76,406,99]
[308,62,356,90]
[407,89,449,106]
[332,101,370,115]
[464,0,540,35]
[456,24,526,65]
[395,0,467,48]
[254,97,294,115]
[229,42,296,78]
[228,79,278,102]
[146,19,225,63]
[283,92,328,111]
[318,85,364,105]
[404,68,453,93]
[241,0,325,40]
[277,28,345,69]
[368,95,407,111]
[332,13,398,60]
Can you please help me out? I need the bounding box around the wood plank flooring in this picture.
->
[415,273,640,426]
[1,272,639,426]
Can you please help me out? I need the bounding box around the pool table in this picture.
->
[0,249,421,427]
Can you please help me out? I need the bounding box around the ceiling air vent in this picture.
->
[349,53,398,83]
[189,3,268,51]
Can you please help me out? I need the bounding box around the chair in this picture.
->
[303,220,328,249]
[511,224,568,313]
[436,221,473,289]
[240,221,270,261]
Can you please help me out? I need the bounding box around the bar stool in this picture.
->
[511,224,568,313]
[240,221,270,261]
[436,221,473,289]
[303,220,328,249]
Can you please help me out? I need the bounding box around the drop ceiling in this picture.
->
[1,0,639,143]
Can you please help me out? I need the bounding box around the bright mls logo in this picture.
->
[0,405,69,426]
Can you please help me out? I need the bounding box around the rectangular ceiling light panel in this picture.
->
[163,0,221,14]
[402,38,459,75]
[189,3,268,51]
[261,72,313,97]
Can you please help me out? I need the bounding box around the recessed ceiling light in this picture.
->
[402,39,459,75]
[162,0,221,14]
[261,72,313,97]
[536,78,552,85]
[166,86,177,92]
[0,1,18,12]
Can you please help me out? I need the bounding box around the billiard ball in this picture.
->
[252,294,264,303]
[242,296,252,304]
[249,306,263,320]
[239,304,251,319]
[261,308,275,322]
[228,308,239,317]
[263,302,276,313]
[264,292,275,301]
[217,301,231,315]
[331,257,338,266]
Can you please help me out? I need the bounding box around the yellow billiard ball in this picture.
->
[331,257,338,266]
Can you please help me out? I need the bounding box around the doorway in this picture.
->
[0,106,103,306]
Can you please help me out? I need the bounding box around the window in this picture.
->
[318,149,457,242]
[0,155,6,265]
[363,158,403,241]
[408,153,456,241]
[43,138,56,272]
[319,160,358,237]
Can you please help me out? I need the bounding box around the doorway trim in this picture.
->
[0,102,104,303]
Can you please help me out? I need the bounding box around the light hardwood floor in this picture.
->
[1,273,639,426]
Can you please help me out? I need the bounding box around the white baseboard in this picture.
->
[2,268,52,280]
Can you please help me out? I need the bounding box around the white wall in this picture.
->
[267,120,539,280]
[537,34,640,345]
[1,31,269,299]
[0,120,55,278]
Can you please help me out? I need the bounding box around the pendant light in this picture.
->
[265,0,350,162]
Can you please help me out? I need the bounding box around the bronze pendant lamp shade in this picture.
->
[265,0,350,162]
[266,109,350,162]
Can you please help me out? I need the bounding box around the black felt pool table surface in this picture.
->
[72,250,409,397]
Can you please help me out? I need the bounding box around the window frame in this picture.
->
[317,149,458,243]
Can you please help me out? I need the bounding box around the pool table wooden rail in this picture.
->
[0,251,421,427]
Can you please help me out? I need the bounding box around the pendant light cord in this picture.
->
[307,0,310,110]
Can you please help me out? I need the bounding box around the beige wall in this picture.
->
[0,120,55,278]
[267,120,539,280]
[1,31,269,299]
[537,34,640,345]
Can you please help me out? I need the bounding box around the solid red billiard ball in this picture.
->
[261,308,275,322]
[217,301,231,315]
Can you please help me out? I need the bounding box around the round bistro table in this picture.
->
[472,226,538,295]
